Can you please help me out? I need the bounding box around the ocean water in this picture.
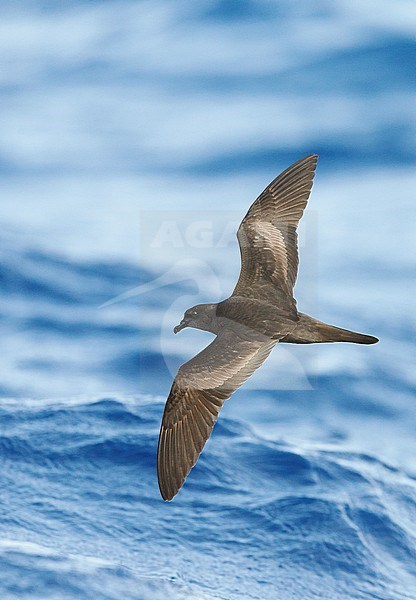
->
[1,1,416,599]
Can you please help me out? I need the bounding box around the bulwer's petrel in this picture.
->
[157,154,378,501]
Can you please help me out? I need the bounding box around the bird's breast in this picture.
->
[216,296,298,340]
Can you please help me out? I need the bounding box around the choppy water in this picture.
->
[2,395,416,600]
[1,1,416,599]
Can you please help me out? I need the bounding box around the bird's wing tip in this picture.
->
[158,481,176,502]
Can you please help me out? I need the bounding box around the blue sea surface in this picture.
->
[1,2,416,599]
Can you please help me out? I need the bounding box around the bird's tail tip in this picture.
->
[327,327,379,345]
[351,333,379,345]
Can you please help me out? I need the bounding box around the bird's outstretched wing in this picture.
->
[157,327,276,500]
[233,154,318,311]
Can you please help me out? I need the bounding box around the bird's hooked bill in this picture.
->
[174,319,187,334]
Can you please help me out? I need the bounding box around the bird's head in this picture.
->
[174,303,218,334]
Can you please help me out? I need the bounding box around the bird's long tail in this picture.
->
[282,313,379,344]
[314,322,378,344]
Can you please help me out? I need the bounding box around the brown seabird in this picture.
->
[157,154,378,501]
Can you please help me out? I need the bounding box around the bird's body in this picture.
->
[158,154,378,501]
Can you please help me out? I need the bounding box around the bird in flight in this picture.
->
[157,154,378,501]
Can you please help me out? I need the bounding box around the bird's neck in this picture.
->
[195,303,221,335]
